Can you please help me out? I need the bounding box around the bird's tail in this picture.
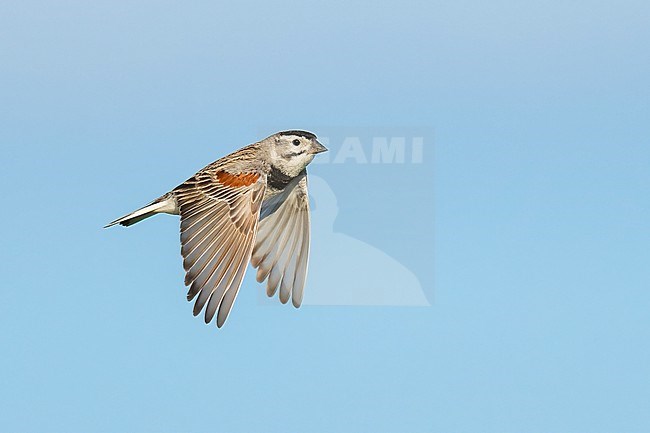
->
[104,193,178,228]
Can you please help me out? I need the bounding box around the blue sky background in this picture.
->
[1,0,649,432]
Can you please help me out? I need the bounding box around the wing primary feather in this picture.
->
[268,213,300,299]
[254,203,295,282]
[180,203,227,245]
[251,201,293,268]
[189,228,240,313]
[251,174,312,308]
[262,211,297,297]
[279,222,303,304]
[291,213,310,308]
[203,230,249,323]
[182,209,231,273]
[264,212,298,293]
[216,230,257,327]
[184,215,235,289]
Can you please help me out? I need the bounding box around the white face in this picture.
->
[268,132,327,177]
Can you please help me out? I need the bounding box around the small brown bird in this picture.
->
[106,130,328,327]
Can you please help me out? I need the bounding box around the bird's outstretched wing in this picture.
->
[251,172,311,307]
[174,169,266,327]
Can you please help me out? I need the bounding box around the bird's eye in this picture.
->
[292,139,300,146]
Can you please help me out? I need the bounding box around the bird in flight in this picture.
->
[106,130,328,327]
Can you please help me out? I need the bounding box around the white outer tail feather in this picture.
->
[104,194,178,228]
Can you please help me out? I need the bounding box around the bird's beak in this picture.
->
[311,140,328,154]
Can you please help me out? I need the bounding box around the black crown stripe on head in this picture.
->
[279,130,317,139]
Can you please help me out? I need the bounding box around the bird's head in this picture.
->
[263,130,328,178]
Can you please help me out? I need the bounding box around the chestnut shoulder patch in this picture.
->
[216,171,260,188]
